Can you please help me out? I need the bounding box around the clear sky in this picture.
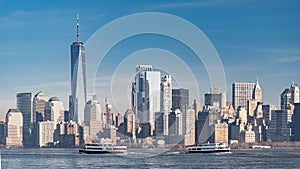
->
[0,0,299,120]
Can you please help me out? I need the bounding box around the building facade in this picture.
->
[70,15,87,123]
[232,82,255,110]
[16,92,32,147]
[281,82,299,110]
[84,99,102,139]
[160,75,172,135]
[6,109,23,147]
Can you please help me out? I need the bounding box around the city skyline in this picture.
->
[1,1,300,119]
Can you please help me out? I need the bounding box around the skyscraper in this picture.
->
[293,103,300,141]
[33,91,49,123]
[6,109,23,147]
[161,75,172,135]
[232,82,255,110]
[16,92,32,147]
[32,91,49,147]
[70,14,87,122]
[172,88,189,111]
[253,79,262,103]
[281,82,299,110]
[44,97,65,123]
[267,110,290,142]
[84,99,101,139]
[133,65,160,133]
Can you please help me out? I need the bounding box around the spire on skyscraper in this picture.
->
[76,14,80,42]
[255,77,261,89]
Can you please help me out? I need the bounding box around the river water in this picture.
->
[1,148,300,168]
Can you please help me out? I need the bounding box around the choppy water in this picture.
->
[1,148,300,168]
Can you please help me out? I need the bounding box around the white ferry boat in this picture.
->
[187,142,231,153]
[251,145,271,149]
[79,143,127,154]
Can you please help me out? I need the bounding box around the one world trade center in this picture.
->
[70,15,87,122]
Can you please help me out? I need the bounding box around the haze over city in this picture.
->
[1,0,300,119]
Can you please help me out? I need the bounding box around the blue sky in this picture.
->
[0,0,299,119]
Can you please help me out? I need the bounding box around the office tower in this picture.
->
[33,91,49,122]
[267,110,290,142]
[232,82,255,110]
[172,88,189,111]
[247,99,257,117]
[262,104,276,126]
[155,112,164,136]
[192,99,201,120]
[281,82,300,110]
[253,79,262,103]
[211,121,228,145]
[32,91,49,147]
[116,113,123,128]
[84,99,101,139]
[16,92,32,147]
[168,109,182,136]
[293,103,300,141]
[204,90,225,110]
[237,107,247,124]
[0,121,5,145]
[161,75,172,135]
[5,109,23,147]
[44,97,65,123]
[38,121,56,147]
[70,15,87,123]
[56,121,83,147]
[133,65,160,132]
[195,110,209,144]
[106,98,114,127]
[244,125,256,143]
[184,109,195,146]
[124,109,136,139]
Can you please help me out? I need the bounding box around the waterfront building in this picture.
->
[211,121,228,145]
[0,121,5,145]
[183,109,195,145]
[38,121,56,147]
[293,103,300,141]
[44,97,65,123]
[84,99,102,139]
[70,15,87,123]
[160,75,172,135]
[5,109,23,147]
[267,110,290,142]
[16,92,32,147]
[56,121,83,147]
[244,126,256,143]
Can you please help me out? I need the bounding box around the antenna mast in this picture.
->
[76,14,80,42]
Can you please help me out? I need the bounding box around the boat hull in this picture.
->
[79,149,126,154]
[188,149,231,153]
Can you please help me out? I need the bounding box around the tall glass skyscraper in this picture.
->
[132,65,160,134]
[70,15,87,122]
[16,92,32,147]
